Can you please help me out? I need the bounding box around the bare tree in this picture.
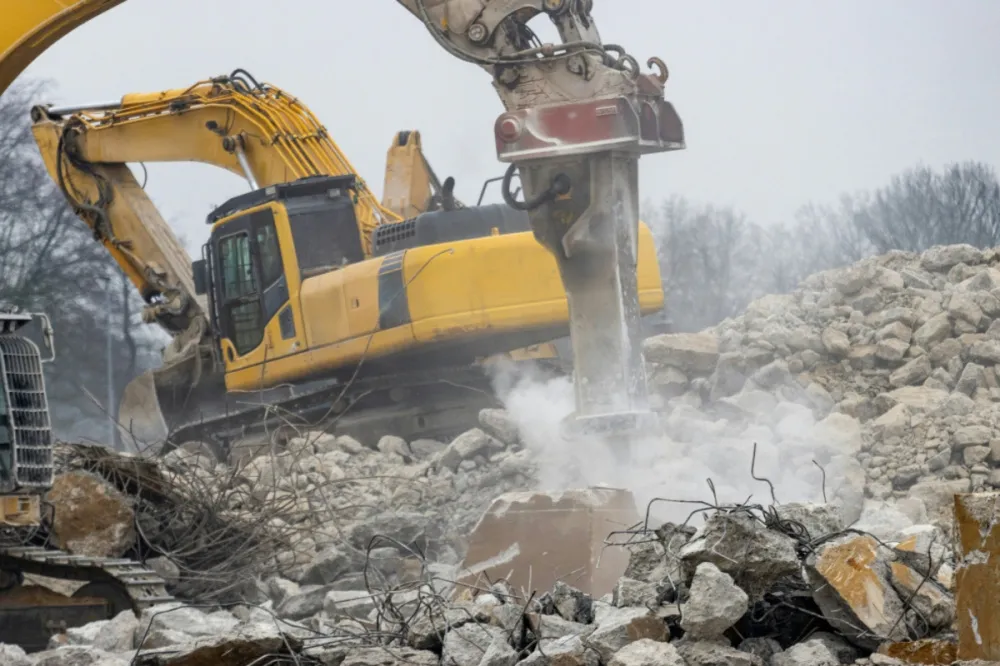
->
[647,196,768,332]
[851,161,1000,253]
[0,79,161,442]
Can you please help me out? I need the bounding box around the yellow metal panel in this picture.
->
[298,269,354,349]
[224,221,664,392]
[0,0,126,97]
[0,494,41,527]
[403,224,662,343]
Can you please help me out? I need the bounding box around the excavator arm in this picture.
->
[29,74,444,335]
[396,0,686,437]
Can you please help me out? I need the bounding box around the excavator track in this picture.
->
[0,545,174,612]
[164,360,566,459]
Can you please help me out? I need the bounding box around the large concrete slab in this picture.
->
[456,487,640,599]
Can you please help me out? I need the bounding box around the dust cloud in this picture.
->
[488,359,855,526]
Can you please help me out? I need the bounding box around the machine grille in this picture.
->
[0,336,54,491]
[372,219,417,254]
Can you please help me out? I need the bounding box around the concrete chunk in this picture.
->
[643,332,719,373]
[457,488,639,600]
[441,623,508,666]
[583,607,667,664]
[679,512,800,598]
[518,634,599,666]
[680,563,748,639]
[805,534,908,648]
[676,639,765,666]
[608,638,685,666]
[772,637,841,666]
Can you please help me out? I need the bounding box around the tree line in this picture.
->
[0,81,163,442]
[646,160,1000,332]
[2,77,999,439]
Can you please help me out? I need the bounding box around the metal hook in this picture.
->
[647,56,669,84]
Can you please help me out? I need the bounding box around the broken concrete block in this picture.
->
[477,635,519,666]
[888,556,954,631]
[0,645,31,666]
[406,603,487,651]
[93,610,139,652]
[612,577,659,608]
[48,470,136,558]
[774,502,845,540]
[438,428,499,472]
[680,563,748,639]
[276,586,331,620]
[347,510,438,552]
[519,634,600,665]
[135,603,239,644]
[525,613,594,643]
[322,590,376,621]
[679,511,800,598]
[457,488,639,600]
[478,409,521,447]
[341,647,438,665]
[551,581,595,624]
[675,639,765,666]
[622,524,691,588]
[582,607,667,664]
[299,546,352,586]
[737,637,782,662]
[608,638,685,666]
[805,534,908,648]
[771,637,841,666]
[441,623,509,666]
[642,332,720,374]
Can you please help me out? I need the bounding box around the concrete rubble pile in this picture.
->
[1,498,969,666]
[639,243,1000,536]
[10,242,1000,664]
[44,417,537,602]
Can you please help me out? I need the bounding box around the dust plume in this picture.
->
[488,359,860,526]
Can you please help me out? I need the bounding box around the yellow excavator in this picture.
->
[3,1,684,459]
[28,71,665,457]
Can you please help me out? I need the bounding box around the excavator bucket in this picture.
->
[116,370,170,451]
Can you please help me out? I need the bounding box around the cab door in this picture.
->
[212,205,293,370]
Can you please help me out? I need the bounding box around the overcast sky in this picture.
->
[14,0,1000,252]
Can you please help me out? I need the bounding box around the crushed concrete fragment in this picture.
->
[680,511,799,598]
[48,470,135,558]
[771,637,842,666]
[608,638,685,666]
[518,634,600,666]
[806,534,909,648]
[582,607,667,664]
[441,623,508,666]
[680,562,748,639]
[675,639,765,666]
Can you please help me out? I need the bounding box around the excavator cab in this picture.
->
[194,175,366,370]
